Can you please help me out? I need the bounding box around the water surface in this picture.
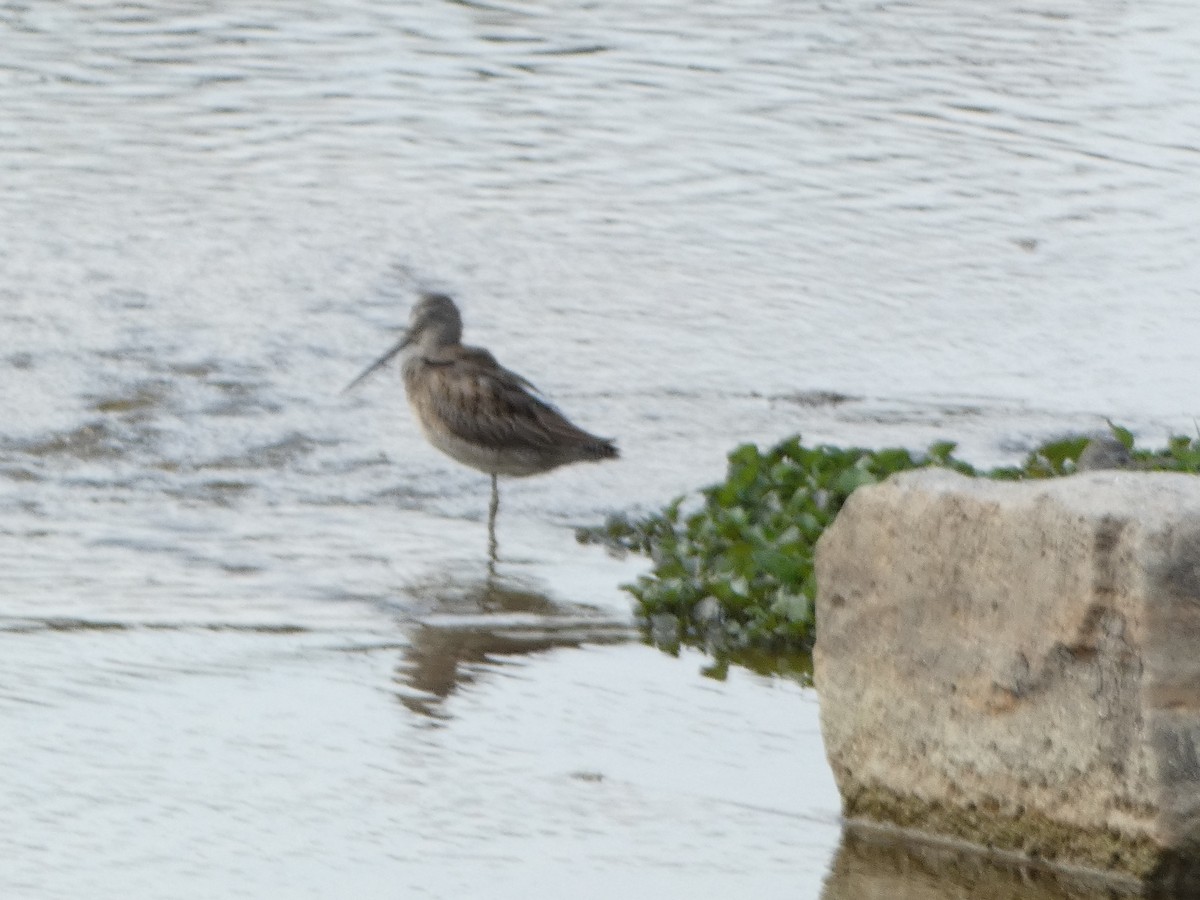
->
[2,0,1198,896]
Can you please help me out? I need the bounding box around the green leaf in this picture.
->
[1105,419,1136,451]
[832,466,878,496]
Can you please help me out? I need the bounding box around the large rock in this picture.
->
[814,468,1200,890]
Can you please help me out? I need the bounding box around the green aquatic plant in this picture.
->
[1142,431,1200,473]
[581,436,977,656]
[578,424,1200,665]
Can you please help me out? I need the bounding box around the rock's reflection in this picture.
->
[393,575,633,718]
[823,827,1141,900]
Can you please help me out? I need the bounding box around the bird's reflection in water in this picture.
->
[822,826,1143,900]
[392,574,632,719]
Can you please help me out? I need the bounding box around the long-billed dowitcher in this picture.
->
[345,292,618,560]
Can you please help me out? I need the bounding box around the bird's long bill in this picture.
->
[342,332,411,393]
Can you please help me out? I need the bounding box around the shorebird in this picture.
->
[345,292,618,561]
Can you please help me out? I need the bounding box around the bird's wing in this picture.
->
[418,346,607,452]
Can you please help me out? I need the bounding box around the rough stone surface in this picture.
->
[814,469,1200,890]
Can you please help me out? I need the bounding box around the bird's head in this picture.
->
[343,292,465,393]
[407,292,463,349]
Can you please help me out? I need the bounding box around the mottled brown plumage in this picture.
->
[345,292,618,560]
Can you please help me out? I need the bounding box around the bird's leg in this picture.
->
[487,473,499,566]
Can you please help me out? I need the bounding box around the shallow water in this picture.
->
[2,0,1199,897]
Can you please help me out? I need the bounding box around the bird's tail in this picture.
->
[587,437,619,461]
